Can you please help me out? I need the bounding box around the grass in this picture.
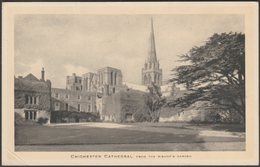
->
[15,122,244,146]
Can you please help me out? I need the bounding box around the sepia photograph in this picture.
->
[2,2,258,166]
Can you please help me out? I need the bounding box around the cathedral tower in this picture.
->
[142,18,162,86]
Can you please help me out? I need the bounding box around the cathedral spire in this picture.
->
[148,18,157,62]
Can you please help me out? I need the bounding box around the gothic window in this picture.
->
[111,72,113,85]
[65,103,69,111]
[145,63,147,69]
[144,75,147,84]
[114,72,117,85]
[113,87,115,93]
[78,104,81,112]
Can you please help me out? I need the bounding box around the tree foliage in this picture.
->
[145,82,166,122]
[169,32,245,123]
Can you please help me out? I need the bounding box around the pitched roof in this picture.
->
[15,77,49,93]
[24,73,40,81]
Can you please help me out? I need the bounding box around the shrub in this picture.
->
[133,109,151,122]
[37,117,49,125]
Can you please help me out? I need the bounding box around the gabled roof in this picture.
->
[24,73,40,81]
[15,76,49,93]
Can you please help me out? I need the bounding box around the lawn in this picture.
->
[15,122,245,146]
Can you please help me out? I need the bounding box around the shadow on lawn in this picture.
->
[211,124,245,132]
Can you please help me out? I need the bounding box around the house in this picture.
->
[14,68,51,124]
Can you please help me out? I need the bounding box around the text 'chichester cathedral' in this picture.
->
[142,19,162,86]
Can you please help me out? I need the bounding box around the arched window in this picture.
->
[114,72,117,85]
[111,72,113,85]
[144,75,147,84]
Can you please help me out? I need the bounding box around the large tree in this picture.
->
[169,32,245,123]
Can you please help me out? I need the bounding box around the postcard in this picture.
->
[2,2,259,165]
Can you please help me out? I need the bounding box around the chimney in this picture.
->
[41,67,45,81]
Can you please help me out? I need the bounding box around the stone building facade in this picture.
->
[97,67,123,95]
[142,19,162,86]
[50,66,124,122]
[51,88,97,113]
[65,67,123,96]
[14,68,51,124]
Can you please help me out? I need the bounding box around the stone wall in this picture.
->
[101,89,148,122]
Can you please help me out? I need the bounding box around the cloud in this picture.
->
[15,59,44,79]
[64,64,91,76]
[14,14,244,88]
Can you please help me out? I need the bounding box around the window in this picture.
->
[24,110,37,120]
[55,93,59,98]
[65,94,69,99]
[111,72,113,85]
[113,87,115,93]
[34,97,37,104]
[25,95,39,105]
[78,95,81,99]
[54,102,60,111]
[29,96,33,104]
[88,96,91,100]
[88,105,91,112]
[78,104,81,112]
[65,103,69,111]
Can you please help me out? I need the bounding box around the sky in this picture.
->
[14,14,244,88]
